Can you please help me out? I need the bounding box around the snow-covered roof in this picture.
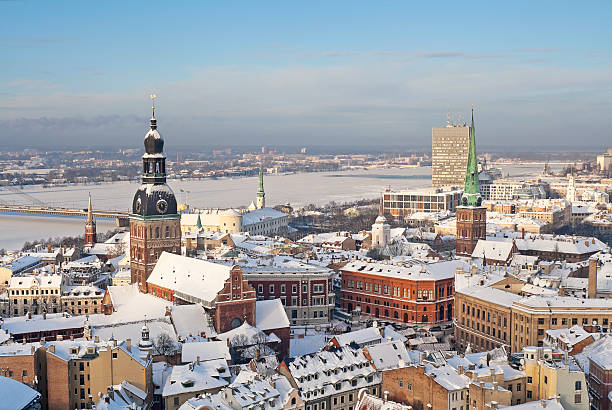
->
[287,346,379,399]
[147,252,231,305]
[9,274,63,289]
[472,240,515,262]
[162,362,228,397]
[91,284,171,324]
[342,259,468,281]
[1,312,85,335]
[171,304,216,340]
[366,340,414,371]
[0,376,41,409]
[425,363,469,391]
[242,207,287,226]
[256,299,290,331]
[332,326,382,347]
[181,341,230,364]
[457,285,523,308]
[178,393,233,410]
[0,255,42,273]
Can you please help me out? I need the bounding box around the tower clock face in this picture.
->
[135,198,142,214]
[156,199,168,214]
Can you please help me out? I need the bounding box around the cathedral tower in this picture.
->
[456,107,486,256]
[84,193,97,246]
[129,101,181,292]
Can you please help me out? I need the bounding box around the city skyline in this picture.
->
[1,1,611,149]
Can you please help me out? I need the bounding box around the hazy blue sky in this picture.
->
[1,1,611,150]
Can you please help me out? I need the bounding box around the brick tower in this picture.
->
[129,98,181,292]
[84,193,97,246]
[456,107,486,256]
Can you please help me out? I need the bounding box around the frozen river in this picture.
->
[0,163,552,251]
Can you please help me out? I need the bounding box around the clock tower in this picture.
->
[129,102,181,292]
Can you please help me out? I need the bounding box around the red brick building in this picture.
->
[214,265,256,334]
[588,352,612,410]
[340,260,462,325]
[242,263,335,326]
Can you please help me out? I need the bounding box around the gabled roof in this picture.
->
[146,252,231,304]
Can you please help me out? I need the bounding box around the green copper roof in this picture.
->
[257,164,265,198]
[461,108,482,207]
[196,213,202,229]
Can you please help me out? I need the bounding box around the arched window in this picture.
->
[155,227,160,238]
[165,226,169,238]
[422,314,428,323]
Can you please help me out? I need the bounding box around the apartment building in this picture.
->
[7,274,64,317]
[432,124,470,188]
[382,188,463,219]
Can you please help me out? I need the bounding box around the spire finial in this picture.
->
[379,196,384,217]
[150,93,157,118]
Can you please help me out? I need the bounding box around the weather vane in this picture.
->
[150,93,157,117]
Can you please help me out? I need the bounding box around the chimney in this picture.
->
[94,336,99,343]
[521,228,525,239]
[27,312,32,319]
[457,365,463,375]
[383,391,389,402]
[43,312,46,320]
[126,339,131,352]
[588,258,598,298]
[49,345,55,354]
[56,335,63,341]
[31,346,36,354]
[541,399,547,408]
[491,402,498,409]
[107,386,114,401]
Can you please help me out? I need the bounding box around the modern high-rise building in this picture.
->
[456,108,486,257]
[432,122,470,188]
[129,104,181,292]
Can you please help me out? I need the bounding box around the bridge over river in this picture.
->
[0,204,130,226]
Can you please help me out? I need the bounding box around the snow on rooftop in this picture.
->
[0,376,41,409]
[171,304,216,340]
[147,252,231,305]
[181,341,230,364]
[256,299,290,331]
[457,285,523,308]
[242,207,287,226]
[162,362,228,398]
[342,259,468,281]
[1,312,85,335]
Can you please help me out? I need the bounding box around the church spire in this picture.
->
[256,163,265,209]
[461,106,481,207]
[87,193,93,224]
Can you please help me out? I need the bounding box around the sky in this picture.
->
[0,1,611,150]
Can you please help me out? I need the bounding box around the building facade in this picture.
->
[432,123,470,188]
[383,188,462,219]
[243,265,335,326]
[340,260,458,325]
[129,108,181,292]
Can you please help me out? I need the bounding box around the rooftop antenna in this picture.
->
[446,110,450,126]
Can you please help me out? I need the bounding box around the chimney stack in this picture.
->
[126,339,131,352]
[588,257,598,298]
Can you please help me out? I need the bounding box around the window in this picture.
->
[407,382,412,391]
[399,380,403,387]
[544,376,548,384]
[575,381,581,390]
[112,352,118,359]
[269,284,274,293]
[292,285,297,293]
[258,284,263,294]
[281,284,286,294]
[527,377,532,384]
[574,394,581,404]
[516,383,521,391]
[527,391,532,399]
[174,397,180,406]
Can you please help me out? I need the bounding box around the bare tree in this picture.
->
[153,333,176,360]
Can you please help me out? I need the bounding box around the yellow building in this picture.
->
[522,346,588,410]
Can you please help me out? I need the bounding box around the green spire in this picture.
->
[461,107,481,207]
[196,213,202,229]
[257,164,264,197]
